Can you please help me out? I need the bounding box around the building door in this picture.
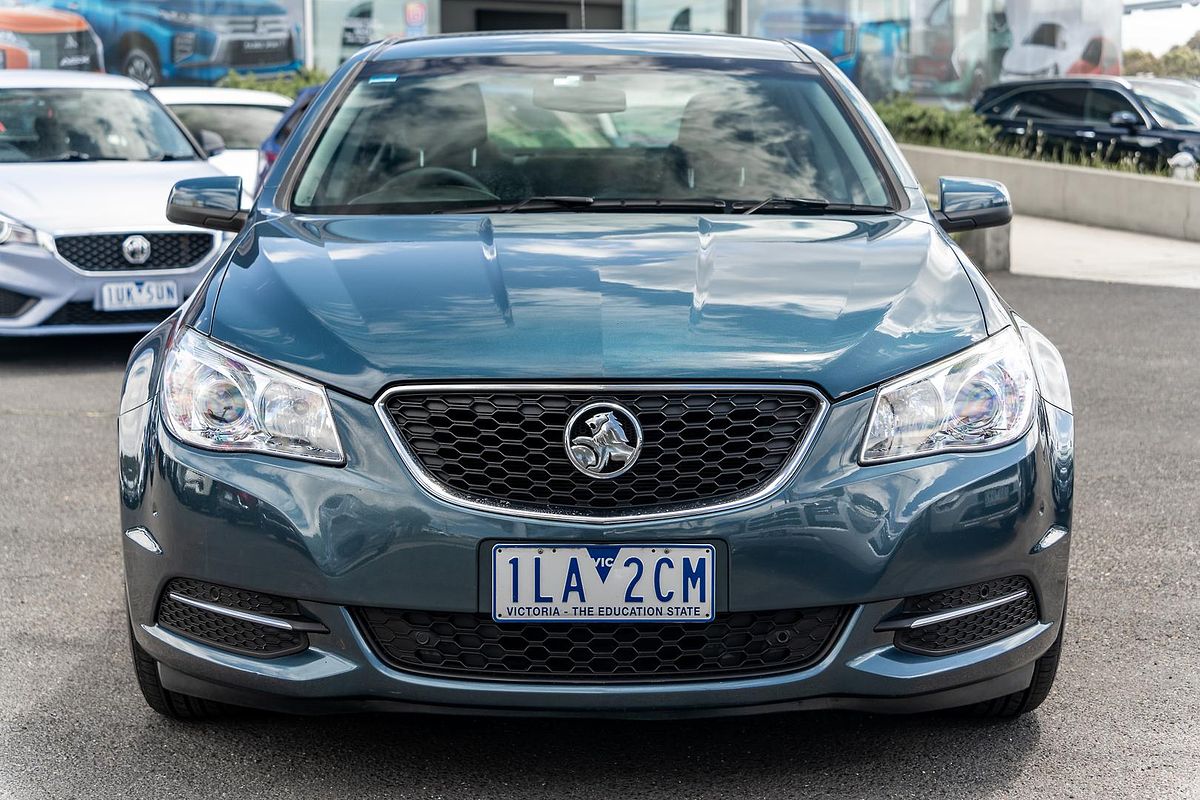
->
[475,8,570,28]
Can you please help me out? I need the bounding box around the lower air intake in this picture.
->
[353,607,849,682]
[894,576,1039,656]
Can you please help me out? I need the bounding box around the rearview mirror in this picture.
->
[935,176,1012,233]
[198,129,227,157]
[533,76,627,114]
[1108,110,1140,131]
[166,176,246,233]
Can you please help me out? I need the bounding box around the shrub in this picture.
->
[217,67,328,99]
[873,97,997,151]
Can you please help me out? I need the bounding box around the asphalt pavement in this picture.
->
[1,273,1197,799]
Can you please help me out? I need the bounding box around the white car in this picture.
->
[153,86,292,197]
[0,71,224,336]
[1001,22,1074,81]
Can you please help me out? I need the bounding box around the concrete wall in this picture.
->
[900,144,1200,242]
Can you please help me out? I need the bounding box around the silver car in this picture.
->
[0,71,225,336]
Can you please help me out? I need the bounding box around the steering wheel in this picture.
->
[354,166,499,205]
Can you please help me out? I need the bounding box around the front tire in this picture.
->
[966,595,1066,719]
[128,614,228,720]
[122,46,161,86]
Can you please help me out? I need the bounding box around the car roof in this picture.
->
[0,69,143,90]
[152,86,294,108]
[371,31,807,64]
[981,76,1137,95]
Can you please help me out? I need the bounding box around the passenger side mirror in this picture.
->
[934,176,1012,233]
[198,129,227,157]
[166,176,247,233]
[1108,110,1140,131]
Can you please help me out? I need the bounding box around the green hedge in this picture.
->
[873,97,997,151]
[217,68,328,99]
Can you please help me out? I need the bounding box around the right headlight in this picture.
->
[0,212,39,247]
[161,329,344,464]
[861,327,1037,464]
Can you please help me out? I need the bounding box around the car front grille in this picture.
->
[155,578,310,658]
[41,303,173,327]
[0,288,35,318]
[894,576,1039,656]
[379,385,825,519]
[212,15,291,35]
[354,607,850,682]
[54,233,214,272]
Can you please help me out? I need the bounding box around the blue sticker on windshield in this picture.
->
[369,74,398,84]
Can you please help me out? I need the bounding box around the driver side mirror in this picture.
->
[1108,110,1141,131]
[198,129,227,157]
[166,176,247,233]
[934,176,1012,233]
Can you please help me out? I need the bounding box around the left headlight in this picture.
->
[161,329,344,464]
[0,213,39,246]
[861,327,1037,464]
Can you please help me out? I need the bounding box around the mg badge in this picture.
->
[121,235,152,266]
[564,402,642,479]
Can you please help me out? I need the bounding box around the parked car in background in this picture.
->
[121,32,1073,723]
[908,0,1008,103]
[256,83,318,188]
[154,86,291,195]
[1000,21,1073,81]
[0,71,224,335]
[341,1,373,63]
[0,0,102,72]
[976,76,1200,168]
[1068,36,1120,77]
[38,0,301,86]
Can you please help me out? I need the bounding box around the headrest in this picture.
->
[386,83,489,163]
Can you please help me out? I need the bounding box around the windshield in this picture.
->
[0,88,197,163]
[1132,82,1200,130]
[292,56,894,214]
[168,103,286,150]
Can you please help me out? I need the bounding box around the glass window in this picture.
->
[1131,81,1200,130]
[1002,88,1085,121]
[168,104,286,150]
[292,56,893,214]
[1083,90,1137,125]
[0,88,196,163]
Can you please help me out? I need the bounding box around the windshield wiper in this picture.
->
[740,196,893,215]
[53,151,127,162]
[442,197,729,214]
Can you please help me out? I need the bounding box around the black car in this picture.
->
[975,76,1200,168]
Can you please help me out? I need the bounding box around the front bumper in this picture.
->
[119,386,1074,716]
[0,238,213,336]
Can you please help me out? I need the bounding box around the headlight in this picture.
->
[161,329,344,464]
[0,213,39,246]
[861,327,1036,464]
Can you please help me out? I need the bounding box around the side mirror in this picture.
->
[166,176,247,233]
[1108,110,1140,131]
[934,176,1012,233]
[198,129,227,157]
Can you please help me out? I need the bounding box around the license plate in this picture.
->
[492,544,715,623]
[97,280,179,311]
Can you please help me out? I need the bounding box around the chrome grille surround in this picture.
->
[375,383,829,524]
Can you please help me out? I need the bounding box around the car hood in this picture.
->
[206,214,988,400]
[0,161,222,233]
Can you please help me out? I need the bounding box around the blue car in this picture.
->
[40,0,301,86]
[119,32,1074,720]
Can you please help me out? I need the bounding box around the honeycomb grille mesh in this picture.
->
[382,388,822,516]
[156,579,307,658]
[0,288,35,318]
[354,607,849,682]
[895,576,1038,656]
[41,303,173,327]
[55,232,214,271]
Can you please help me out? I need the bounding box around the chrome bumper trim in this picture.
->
[166,592,327,633]
[875,589,1030,632]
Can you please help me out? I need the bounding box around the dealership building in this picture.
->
[5,0,1122,102]
[306,0,1124,102]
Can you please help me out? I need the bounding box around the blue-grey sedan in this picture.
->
[118,31,1074,720]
